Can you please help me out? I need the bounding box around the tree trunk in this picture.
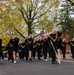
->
[28,24,32,35]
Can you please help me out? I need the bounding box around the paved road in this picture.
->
[0,58,74,75]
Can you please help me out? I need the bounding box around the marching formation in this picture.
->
[0,29,74,64]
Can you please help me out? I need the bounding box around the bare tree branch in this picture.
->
[12,26,26,39]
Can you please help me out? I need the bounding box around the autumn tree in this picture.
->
[10,0,60,35]
[0,0,60,45]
